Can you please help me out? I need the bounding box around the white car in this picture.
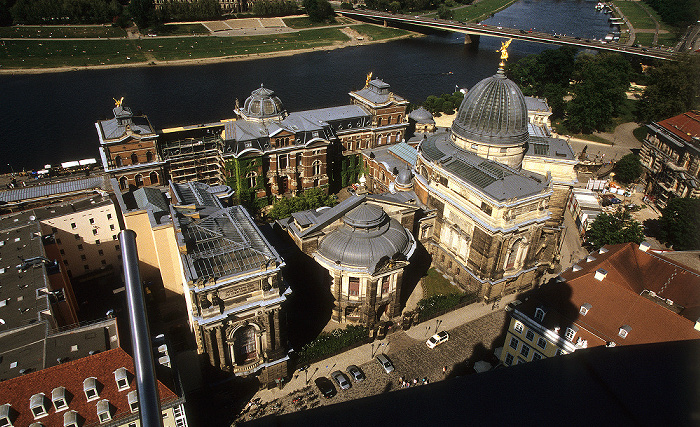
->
[426,331,449,348]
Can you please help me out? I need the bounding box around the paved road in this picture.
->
[236,308,509,423]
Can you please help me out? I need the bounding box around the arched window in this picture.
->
[131,153,138,165]
[134,174,143,188]
[233,325,257,364]
[146,151,153,163]
[119,177,128,190]
[377,117,382,127]
[312,160,321,177]
[114,156,122,168]
[505,239,522,270]
[149,171,159,184]
[246,172,256,188]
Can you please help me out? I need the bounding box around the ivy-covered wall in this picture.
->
[341,154,363,188]
[225,156,270,212]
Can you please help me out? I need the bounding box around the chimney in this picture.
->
[594,268,608,281]
[571,264,582,272]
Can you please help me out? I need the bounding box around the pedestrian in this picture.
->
[442,366,447,374]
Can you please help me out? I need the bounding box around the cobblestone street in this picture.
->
[235,310,508,424]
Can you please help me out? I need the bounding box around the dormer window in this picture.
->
[0,403,13,427]
[83,377,99,401]
[127,390,139,413]
[96,400,111,423]
[52,387,68,411]
[534,307,546,322]
[564,326,578,342]
[619,325,632,339]
[29,393,47,419]
[579,303,592,316]
[63,410,78,427]
[114,367,129,391]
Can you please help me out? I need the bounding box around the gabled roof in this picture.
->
[516,242,700,349]
[656,111,700,144]
[0,348,179,427]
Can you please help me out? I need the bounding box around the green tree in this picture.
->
[659,198,700,250]
[635,56,700,124]
[303,0,334,22]
[612,153,642,184]
[437,4,452,19]
[586,211,645,249]
[267,187,337,220]
[129,0,155,28]
[643,0,700,27]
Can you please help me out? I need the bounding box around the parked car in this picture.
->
[347,365,366,382]
[376,353,394,373]
[426,331,449,349]
[314,377,337,398]
[331,370,352,390]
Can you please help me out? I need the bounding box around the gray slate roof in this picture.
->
[350,79,406,106]
[408,107,435,124]
[0,177,105,203]
[524,96,551,113]
[526,136,575,160]
[420,132,548,201]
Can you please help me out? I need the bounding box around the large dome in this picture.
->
[241,84,286,121]
[316,203,415,273]
[451,69,528,147]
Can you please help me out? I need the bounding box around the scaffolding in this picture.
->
[162,136,226,186]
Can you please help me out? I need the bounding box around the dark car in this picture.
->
[314,377,337,398]
[347,365,366,382]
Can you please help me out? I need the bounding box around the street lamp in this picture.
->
[7,163,15,176]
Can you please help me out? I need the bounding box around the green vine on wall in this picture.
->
[225,156,269,213]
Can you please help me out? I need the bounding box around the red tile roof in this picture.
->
[0,348,178,427]
[517,243,700,349]
[657,111,700,143]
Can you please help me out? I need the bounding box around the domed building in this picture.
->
[236,84,287,123]
[414,62,576,302]
[408,106,436,133]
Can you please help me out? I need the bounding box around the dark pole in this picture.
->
[120,230,163,427]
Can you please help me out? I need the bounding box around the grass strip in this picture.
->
[0,39,144,68]
[352,23,411,40]
[452,0,518,23]
[0,25,126,38]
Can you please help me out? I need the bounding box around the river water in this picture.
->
[0,0,613,171]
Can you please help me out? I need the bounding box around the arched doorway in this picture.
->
[134,174,143,188]
[119,176,128,190]
[149,171,159,184]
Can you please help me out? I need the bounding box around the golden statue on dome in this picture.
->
[364,71,373,88]
[113,97,124,108]
[497,39,513,68]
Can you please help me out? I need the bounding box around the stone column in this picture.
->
[216,326,227,368]
[204,328,217,367]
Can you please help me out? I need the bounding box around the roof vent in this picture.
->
[594,268,608,281]
[579,303,592,316]
[639,241,651,252]
[619,325,632,339]
[571,264,582,272]
[598,247,608,254]
[586,255,596,262]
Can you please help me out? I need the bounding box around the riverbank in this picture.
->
[0,23,414,75]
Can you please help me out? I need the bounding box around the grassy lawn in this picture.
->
[353,24,411,40]
[451,0,518,23]
[613,1,656,30]
[138,28,349,61]
[0,25,126,38]
[0,39,144,68]
[159,23,210,35]
[656,32,677,47]
[421,268,461,298]
[634,32,654,46]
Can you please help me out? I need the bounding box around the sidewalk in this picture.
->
[253,293,518,403]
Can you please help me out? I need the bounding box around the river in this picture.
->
[0,0,614,172]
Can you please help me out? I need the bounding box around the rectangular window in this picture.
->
[537,337,547,350]
[113,235,118,240]
[381,276,390,294]
[520,344,530,358]
[77,244,83,250]
[514,321,523,334]
[115,244,120,251]
[107,214,112,220]
[92,229,98,236]
[74,234,80,240]
[565,327,576,341]
[95,240,100,245]
[60,249,65,255]
[110,224,115,231]
[98,249,104,256]
[89,218,95,224]
[101,260,107,265]
[509,337,519,350]
[532,353,543,361]
[56,238,61,244]
[81,255,87,261]
[348,277,360,297]
[278,154,288,170]
[71,223,77,229]
[525,330,535,341]
[84,265,89,270]
[504,353,514,366]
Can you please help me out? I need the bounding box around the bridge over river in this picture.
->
[338,9,676,61]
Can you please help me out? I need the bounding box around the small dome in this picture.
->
[241,84,285,120]
[316,204,414,273]
[451,70,528,146]
[396,169,413,186]
[408,107,435,124]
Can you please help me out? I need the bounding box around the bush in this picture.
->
[267,187,337,220]
[612,153,642,184]
[417,293,474,321]
[296,325,369,364]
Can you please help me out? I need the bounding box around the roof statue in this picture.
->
[113,96,124,107]
[365,71,373,88]
[498,39,513,67]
